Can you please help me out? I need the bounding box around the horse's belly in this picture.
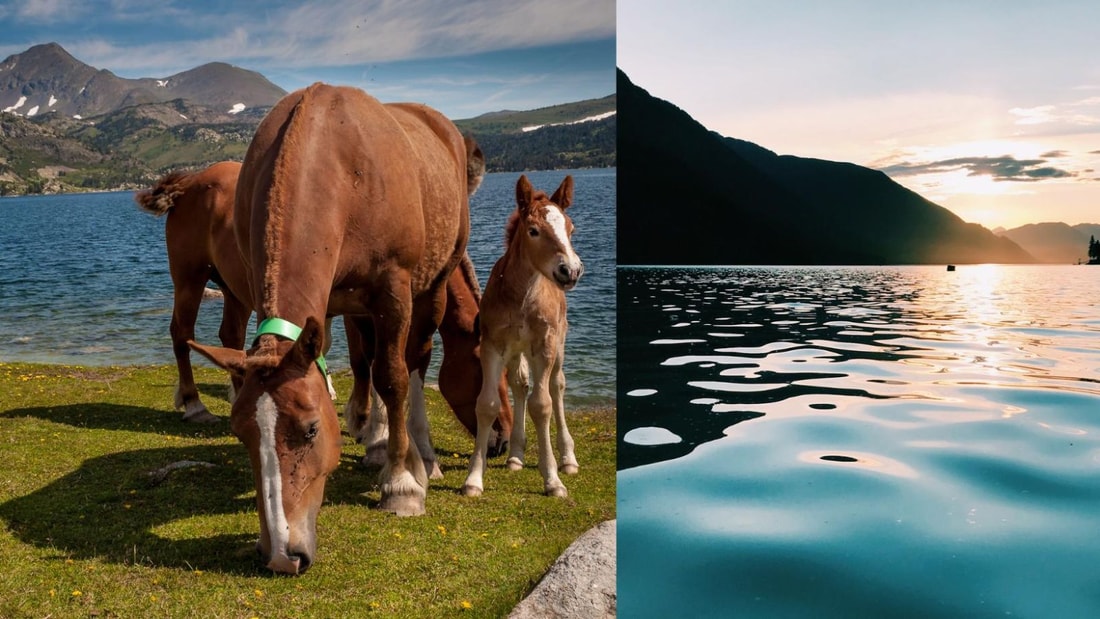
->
[326,287,371,316]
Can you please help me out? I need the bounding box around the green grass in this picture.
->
[0,363,615,618]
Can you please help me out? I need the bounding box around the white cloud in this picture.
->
[68,0,613,76]
[16,0,73,22]
[1010,105,1057,125]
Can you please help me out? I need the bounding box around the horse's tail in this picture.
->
[134,171,190,217]
[457,251,483,303]
[464,133,485,197]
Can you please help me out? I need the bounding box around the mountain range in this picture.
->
[1,42,286,119]
[994,222,1100,264]
[618,68,1036,265]
[0,43,614,195]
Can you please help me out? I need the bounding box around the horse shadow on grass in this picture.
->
[0,443,391,575]
[0,444,263,574]
[0,400,233,439]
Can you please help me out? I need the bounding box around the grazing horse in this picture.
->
[352,255,515,477]
[136,163,512,462]
[189,83,473,574]
[463,175,584,498]
[135,161,249,424]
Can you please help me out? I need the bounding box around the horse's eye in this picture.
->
[528,227,539,237]
[304,421,319,441]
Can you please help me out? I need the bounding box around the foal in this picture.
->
[463,175,583,497]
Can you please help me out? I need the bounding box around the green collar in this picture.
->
[255,317,329,376]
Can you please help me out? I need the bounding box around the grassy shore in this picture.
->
[0,362,615,618]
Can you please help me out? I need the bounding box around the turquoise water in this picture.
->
[0,168,615,407]
[619,265,1100,617]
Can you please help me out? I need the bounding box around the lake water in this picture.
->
[618,265,1100,617]
[0,168,615,407]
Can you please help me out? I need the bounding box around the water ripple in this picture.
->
[619,265,1100,617]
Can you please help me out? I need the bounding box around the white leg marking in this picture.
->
[406,372,441,479]
[326,373,337,400]
[256,393,291,561]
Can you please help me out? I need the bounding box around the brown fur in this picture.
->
[139,159,510,437]
[135,161,249,423]
[191,83,475,573]
[463,175,583,498]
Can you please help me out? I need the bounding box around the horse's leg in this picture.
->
[363,384,389,466]
[462,344,507,496]
[343,317,376,449]
[406,367,443,480]
[405,290,446,480]
[171,273,219,424]
[506,355,530,471]
[217,290,250,404]
[489,372,514,458]
[551,349,579,475]
[372,274,426,516]
[526,353,567,497]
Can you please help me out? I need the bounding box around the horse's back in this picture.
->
[237,83,470,313]
[162,162,241,282]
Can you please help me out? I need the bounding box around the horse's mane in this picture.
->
[503,190,549,246]
[134,170,191,216]
[261,84,318,315]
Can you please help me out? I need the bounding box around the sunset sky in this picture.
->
[0,0,615,119]
[619,0,1100,230]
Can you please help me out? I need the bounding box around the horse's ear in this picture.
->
[550,176,574,209]
[287,316,324,371]
[465,133,485,197]
[515,174,535,213]
[189,340,247,381]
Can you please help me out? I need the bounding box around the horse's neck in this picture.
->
[493,244,563,311]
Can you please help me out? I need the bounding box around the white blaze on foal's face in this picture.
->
[541,204,583,289]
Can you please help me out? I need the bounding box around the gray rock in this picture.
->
[509,519,616,618]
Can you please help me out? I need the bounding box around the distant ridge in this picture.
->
[617,68,1033,265]
[997,222,1100,263]
[0,42,286,119]
[0,42,614,194]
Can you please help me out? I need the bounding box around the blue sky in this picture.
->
[0,0,615,119]
[619,0,1100,229]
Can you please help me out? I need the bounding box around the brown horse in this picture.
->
[135,161,250,424]
[353,255,514,477]
[189,83,475,574]
[137,165,513,457]
[463,175,583,498]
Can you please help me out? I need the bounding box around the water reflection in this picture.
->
[618,265,1100,470]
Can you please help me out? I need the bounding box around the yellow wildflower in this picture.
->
[460,600,473,610]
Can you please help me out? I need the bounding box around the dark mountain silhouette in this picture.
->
[997,222,1100,263]
[617,68,1034,265]
[0,43,285,119]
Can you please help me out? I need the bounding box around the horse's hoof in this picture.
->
[506,457,524,471]
[461,484,483,497]
[545,485,568,498]
[378,493,425,516]
[427,460,444,480]
[561,463,580,475]
[182,408,219,424]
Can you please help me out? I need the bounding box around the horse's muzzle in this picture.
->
[554,260,584,290]
[264,547,314,575]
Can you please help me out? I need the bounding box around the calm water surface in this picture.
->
[0,168,615,407]
[619,265,1100,617]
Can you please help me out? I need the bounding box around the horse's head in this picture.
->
[511,174,584,290]
[189,317,341,575]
